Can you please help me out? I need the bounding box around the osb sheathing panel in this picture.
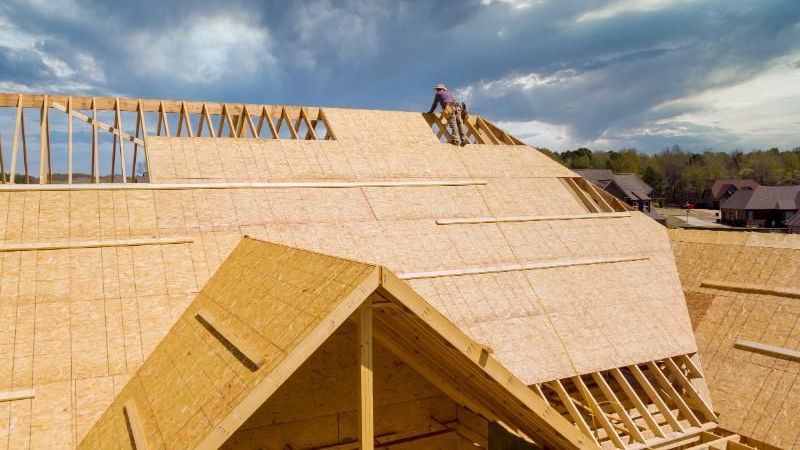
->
[79,239,377,449]
[669,229,800,449]
[223,323,481,449]
[0,127,693,449]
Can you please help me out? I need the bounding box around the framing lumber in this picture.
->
[572,375,626,448]
[0,237,192,252]
[123,400,148,450]
[734,339,800,363]
[398,254,648,280]
[256,106,279,139]
[565,177,601,213]
[0,389,35,402]
[590,372,646,444]
[358,304,374,450]
[645,361,702,427]
[51,101,145,146]
[92,98,99,183]
[436,212,630,225]
[700,280,800,299]
[628,365,684,433]
[67,96,72,183]
[157,101,170,137]
[9,94,22,184]
[610,368,665,438]
[549,379,597,443]
[195,309,264,369]
[39,94,49,184]
[318,108,336,140]
[662,358,716,422]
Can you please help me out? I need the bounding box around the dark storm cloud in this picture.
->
[0,0,798,152]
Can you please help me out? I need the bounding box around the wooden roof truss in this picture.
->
[530,353,737,449]
[423,110,525,145]
[563,176,635,213]
[0,93,336,185]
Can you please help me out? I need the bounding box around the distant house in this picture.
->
[701,179,761,209]
[575,169,655,212]
[789,211,800,234]
[720,185,800,228]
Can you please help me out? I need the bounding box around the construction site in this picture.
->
[0,93,797,449]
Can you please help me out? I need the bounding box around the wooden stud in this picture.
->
[549,379,597,442]
[132,100,142,182]
[197,103,215,137]
[318,108,336,140]
[51,102,144,146]
[195,309,264,369]
[278,107,299,139]
[610,368,665,439]
[0,389,34,402]
[591,372,646,443]
[566,178,601,213]
[572,375,626,449]
[628,365,684,433]
[39,94,48,184]
[67,97,73,184]
[436,212,630,225]
[0,129,5,183]
[256,106,279,139]
[477,116,501,144]
[9,94,22,184]
[358,304,374,450]
[21,107,29,183]
[181,102,193,137]
[663,358,717,422]
[138,99,150,179]
[157,101,170,137]
[299,107,317,140]
[645,361,702,427]
[92,97,99,183]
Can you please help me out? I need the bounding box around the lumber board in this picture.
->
[358,305,374,450]
[123,400,148,450]
[699,280,800,299]
[51,101,145,146]
[436,211,630,225]
[0,237,192,252]
[0,389,35,402]
[733,339,800,363]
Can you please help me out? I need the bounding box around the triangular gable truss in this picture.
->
[77,238,594,450]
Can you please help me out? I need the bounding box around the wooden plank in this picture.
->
[477,116,501,144]
[116,98,128,183]
[674,354,703,379]
[138,100,150,179]
[278,107,299,139]
[0,179,488,192]
[67,97,73,183]
[645,361,702,427]
[436,212,630,225]
[577,178,614,212]
[0,389,34,402]
[241,105,258,138]
[9,94,22,184]
[132,100,142,182]
[0,237,192,252]
[181,101,193,137]
[358,305,374,450]
[219,104,236,137]
[573,375,626,449]
[195,309,264,369]
[123,400,148,450]
[663,357,716,422]
[318,108,336,140]
[51,101,145,146]
[700,280,800,299]
[549,379,597,442]
[39,94,48,184]
[21,106,29,183]
[610,368,665,438]
[566,178,601,213]
[299,107,317,140]
[591,372,646,443]
[256,106,279,139]
[398,254,648,280]
[733,339,800,363]
[628,365,684,433]
[92,98,99,183]
[157,101,170,137]
[0,128,5,183]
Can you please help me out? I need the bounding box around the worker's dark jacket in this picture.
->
[427,90,459,114]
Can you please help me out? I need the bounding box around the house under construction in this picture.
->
[0,93,780,449]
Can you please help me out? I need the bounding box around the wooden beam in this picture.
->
[0,128,5,183]
[610,368,665,439]
[197,103,215,137]
[0,389,34,402]
[549,379,597,443]
[663,358,716,422]
[181,101,193,137]
[157,101,170,137]
[565,178,601,213]
[734,339,800,363]
[21,107,29,183]
[132,100,142,182]
[9,94,22,184]
[92,98,99,183]
[318,108,336,140]
[123,400,148,450]
[256,106,279,139]
[358,304,374,450]
[628,365,684,433]
[195,309,264,369]
[39,94,48,184]
[436,212,630,225]
[51,101,145,146]
[278,107,298,139]
[67,97,73,184]
[572,376,626,449]
[0,237,192,252]
[644,362,702,427]
[139,100,150,180]
[700,280,800,299]
[591,372,646,444]
[299,107,317,140]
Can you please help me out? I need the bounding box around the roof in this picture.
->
[610,173,654,200]
[574,169,614,189]
[574,170,654,200]
[0,93,702,449]
[722,185,800,210]
[789,210,800,227]
[78,238,590,449]
[709,179,761,200]
[668,229,800,448]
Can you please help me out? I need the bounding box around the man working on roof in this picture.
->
[426,83,469,146]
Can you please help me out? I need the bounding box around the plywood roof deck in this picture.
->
[0,92,706,449]
[670,229,800,449]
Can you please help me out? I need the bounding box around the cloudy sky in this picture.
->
[1,0,799,153]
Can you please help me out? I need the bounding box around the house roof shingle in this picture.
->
[709,179,761,200]
[722,185,800,210]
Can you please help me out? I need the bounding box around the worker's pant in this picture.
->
[446,104,468,145]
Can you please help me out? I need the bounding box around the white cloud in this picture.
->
[576,0,699,23]
[458,69,581,101]
[646,53,800,148]
[480,0,544,9]
[129,13,275,84]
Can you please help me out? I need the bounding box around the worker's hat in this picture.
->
[434,83,447,90]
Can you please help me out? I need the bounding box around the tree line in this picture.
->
[539,146,800,203]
